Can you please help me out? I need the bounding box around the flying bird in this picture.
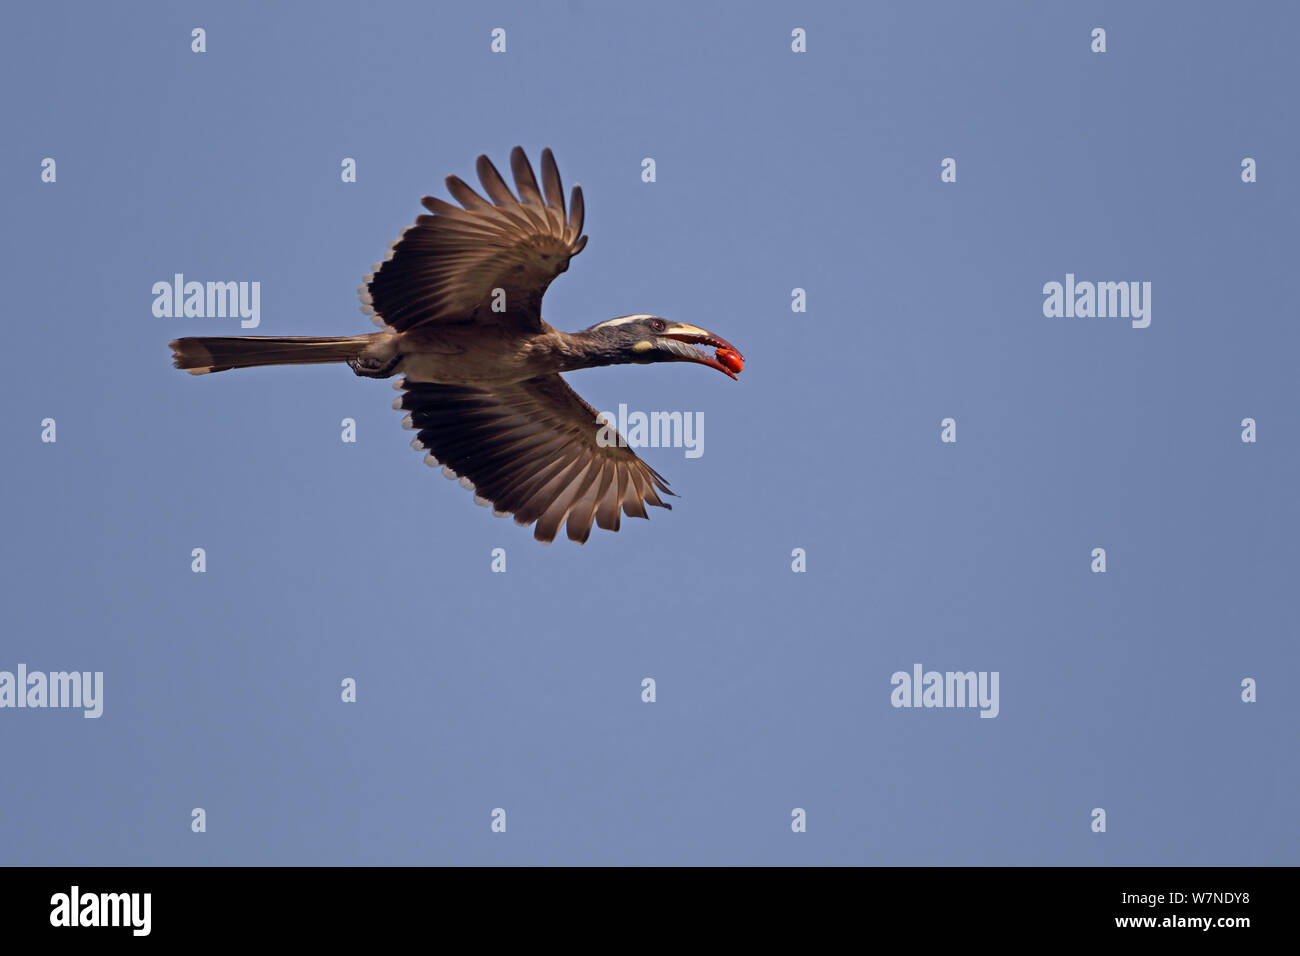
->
[169,146,744,543]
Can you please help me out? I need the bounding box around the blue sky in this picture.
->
[1,0,1296,865]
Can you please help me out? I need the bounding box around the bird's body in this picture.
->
[390,325,593,386]
[170,147,742,543]
[393,326,546,386]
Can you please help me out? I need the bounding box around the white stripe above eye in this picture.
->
[594,314,656,327]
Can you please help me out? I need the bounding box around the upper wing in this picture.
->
[393,374,675,543]
[360,146,588,334]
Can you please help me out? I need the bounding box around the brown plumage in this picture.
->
[369,148,587,333]
[170,147,742,543]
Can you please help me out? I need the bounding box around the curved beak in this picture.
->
[660,323,745,379]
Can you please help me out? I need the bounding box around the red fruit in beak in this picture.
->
[716,348,744,375]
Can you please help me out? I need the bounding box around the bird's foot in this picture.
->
[348,354,401,378]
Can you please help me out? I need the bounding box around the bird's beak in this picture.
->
[660,323,745,379]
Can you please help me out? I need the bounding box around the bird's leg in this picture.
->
[348,354,401,378]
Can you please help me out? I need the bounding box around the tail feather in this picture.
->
[169,335,372,375]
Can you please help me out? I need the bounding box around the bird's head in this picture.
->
[580,315,745,379]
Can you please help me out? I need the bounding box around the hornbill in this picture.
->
[169,146,744,543]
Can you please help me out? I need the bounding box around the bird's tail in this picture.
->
[169,335,373,375]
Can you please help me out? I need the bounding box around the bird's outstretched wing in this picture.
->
[394,375,674,543]
[361,147,588,334]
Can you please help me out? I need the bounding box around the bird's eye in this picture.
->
[651,319,666,332]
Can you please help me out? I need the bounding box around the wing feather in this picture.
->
[540,148,566,217]
[444,174,494,211]
[476,154,516,206]
[510,146,546,210]
[364,147,587,332]
[397,375,674,543]
[568,184,585,234]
